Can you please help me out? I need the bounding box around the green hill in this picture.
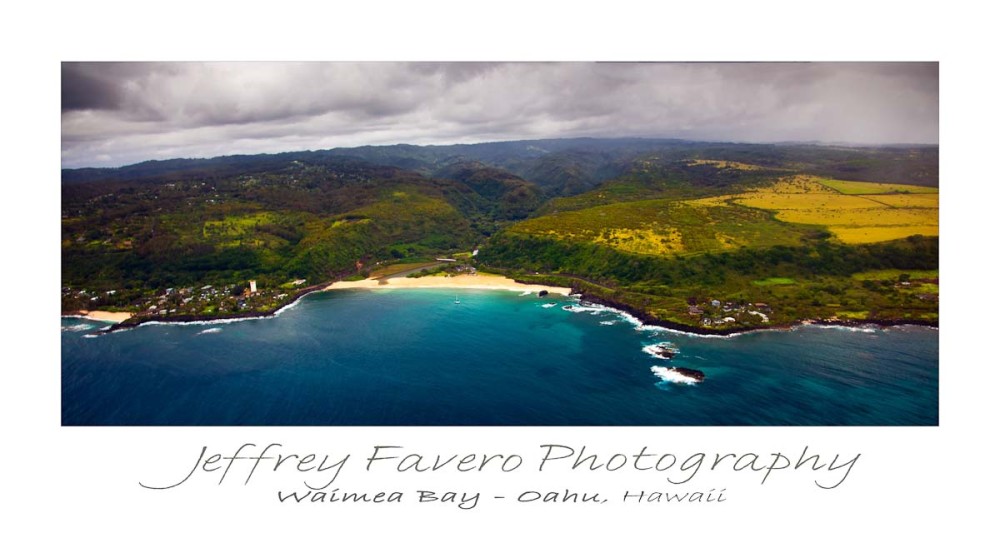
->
[478,169,938,330]
[62,138,939,329]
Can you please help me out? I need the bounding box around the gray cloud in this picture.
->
[61,62,938,168]
[62,63,123,112]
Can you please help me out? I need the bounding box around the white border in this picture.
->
[5,1,997,531]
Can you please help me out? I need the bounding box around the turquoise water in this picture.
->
[61,289,938,425]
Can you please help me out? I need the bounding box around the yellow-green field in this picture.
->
[738,193,886,210]
[815,177,938,195]
[331,218,371,228]
[752,277,797,286]
[830,225,939,244]
[859,193,940,208]
[509,198,816,256]
[686,159,766,171]
[773,207,936,227]
[687,176,938,244]
[202,212,279,238]
[760,175,833,193]
[593,227,685,255]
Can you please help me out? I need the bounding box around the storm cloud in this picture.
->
[61,62,938,168]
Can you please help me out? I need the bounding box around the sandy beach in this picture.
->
[325,273,573,295]
[72,310,133,323]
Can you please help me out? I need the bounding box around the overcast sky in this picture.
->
[61,62,938,168]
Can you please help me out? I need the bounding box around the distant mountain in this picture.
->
[63,137,940,192]
[61,151,375,184]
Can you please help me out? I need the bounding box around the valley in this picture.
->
[62,138,938,333]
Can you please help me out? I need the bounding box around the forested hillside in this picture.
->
[63,138,938,330]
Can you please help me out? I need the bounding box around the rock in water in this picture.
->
[652,346,677,359]
[643,342,680,360]
[538,290,549,297]
[671,367,705,382]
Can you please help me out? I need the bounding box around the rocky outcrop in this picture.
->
[671,367,705,382]
[649,346,678,359]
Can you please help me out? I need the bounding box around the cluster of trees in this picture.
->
[480,233,938,291]
[61,157,543,304]
[480,233,938,327]
[62,138,938,321]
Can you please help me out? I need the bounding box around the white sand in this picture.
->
[72,310,133,323]
[325,273,572,295]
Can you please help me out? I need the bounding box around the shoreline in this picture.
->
[324,273,573,295]
[573,290,938,337]
[75,282,330,334]
[65,275,937,337]
[66,276,566,335]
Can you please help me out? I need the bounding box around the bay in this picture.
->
[61,289,938,425]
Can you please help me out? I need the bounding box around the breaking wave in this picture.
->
[272,296,305,316]
[135,315,273,329]
[642,342,678,359]
[561,302,618,315]
[560,302,715,337]
[807,324,879,334]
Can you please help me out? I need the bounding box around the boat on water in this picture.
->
[454,295,460,304]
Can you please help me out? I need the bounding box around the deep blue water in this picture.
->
[61,289,938,425]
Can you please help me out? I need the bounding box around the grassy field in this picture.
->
[592,227,685,255]
[689,175,938,244]
[815,177,938,195]
[486,171,939,330]
[752,277,797,286]
[509,197,817,257]
[686,159,767,171]
[829,225,939,244]
[737,192,885,210]
[509,174,938,255]
[772,207,935,227]
[858,193,939,208]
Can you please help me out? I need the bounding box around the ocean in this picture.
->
[61,289,938,425]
